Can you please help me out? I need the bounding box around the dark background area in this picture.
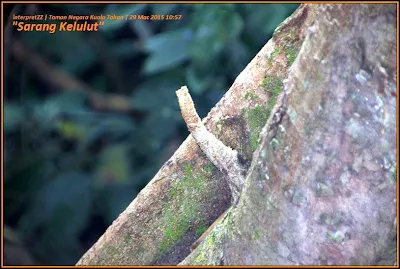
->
[3,3,299,265]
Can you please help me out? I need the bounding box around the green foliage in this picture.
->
[18,172,92,264]
[4,3,299,265]
[142,29,190,74]
[4,103,23,131]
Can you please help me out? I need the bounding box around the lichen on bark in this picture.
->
[182,3,396,266]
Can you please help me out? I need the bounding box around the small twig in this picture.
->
[11,41,132,112]
[176,86,246,204]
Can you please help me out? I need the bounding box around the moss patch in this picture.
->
[273,21,302,67]
[268,46,281,67]
[244,76,283,151]
[284,43,301,66]
[191,230,220,265]
[246,105,270,151]
[263,76,283,114]
[192,249,209,265]
[224,209,234,232]
[260,76,283,96]
[159,164,212,255]
[244,90,259,101]
[253,229,262,240]
[190,209,235,265]
[195,224,209,237]
[204,230,217,249]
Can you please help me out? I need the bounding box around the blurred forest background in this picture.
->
[3,3,299,265]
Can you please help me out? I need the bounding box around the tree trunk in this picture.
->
[77,4,397,266]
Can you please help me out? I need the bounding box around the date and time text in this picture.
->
[12,14,183,34]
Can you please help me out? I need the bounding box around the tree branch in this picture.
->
[176,86,246,204]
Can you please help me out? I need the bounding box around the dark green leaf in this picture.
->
[189,5,244,65]
[81,115,135,149]
[18,172,92,238]
[34,225,81,265]
[131,79,181,111]
[21,31,85,60]
[33,92,88,123]
[185,66,212,95]
[4,102,23,132]
[111,39,141,58]
[143,111,178,145]
[142,29,190,75]
[59,42,97,75]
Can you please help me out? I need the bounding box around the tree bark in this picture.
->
[77,4,397,266]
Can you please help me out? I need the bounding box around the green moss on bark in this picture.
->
[244,76,283,151]
[159,164,213,255]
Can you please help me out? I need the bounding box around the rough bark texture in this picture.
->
[181,4,397,266]
[77,4,397,266]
